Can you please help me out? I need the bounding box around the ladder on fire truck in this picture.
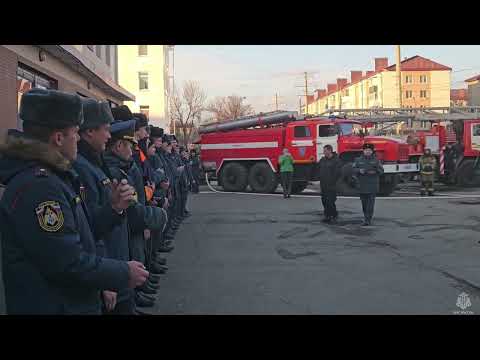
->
[316,106,480,123]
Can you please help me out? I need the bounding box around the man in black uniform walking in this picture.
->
[318,144,342,224]
[0,89,148,314]
[352,143,384,226]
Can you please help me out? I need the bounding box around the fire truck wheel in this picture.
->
[248,162,278,193]
[456,160,480,187]
[220,162,249,192]
[290,181,309,194]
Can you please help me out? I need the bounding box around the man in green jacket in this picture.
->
[278,148,294,198]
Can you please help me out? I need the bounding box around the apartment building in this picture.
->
[306,55,452,114]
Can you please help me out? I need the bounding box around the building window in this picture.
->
[105,45,111,66]
[405,75,413,83]
[87,45,94,51]
[96,45,102,58]
[294,125,311,138]
[139,72,149,90]
[420,90,428,98]
[139,105,150,119]
[405,90,413,99]
[344,89,349,96]
[17,63,57,113]
[419,75,427,83]
[138,45,148,56]
[108,100,118,108]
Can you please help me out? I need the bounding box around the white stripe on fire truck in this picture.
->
[291,140,314,146]
[200,142,279,150]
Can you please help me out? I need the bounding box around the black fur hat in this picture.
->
[80,99,114,131]
[363,143,375,150]
[111,105,134,122]
[150,126,164,139]
[162,134,171,145]
[19,88,83,129]
[133,113,148,131]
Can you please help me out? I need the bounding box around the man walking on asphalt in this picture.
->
[352,143,384,226]
[318,144,342,224]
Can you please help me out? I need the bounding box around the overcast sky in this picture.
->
[174,45,480,114]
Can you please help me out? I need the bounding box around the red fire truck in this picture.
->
[197,111,419,196]
[322,107,480,188]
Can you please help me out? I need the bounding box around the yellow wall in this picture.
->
[429,70,451,107]
[117,45,169,129]
[379,71,399,108]
[307,68,450,112]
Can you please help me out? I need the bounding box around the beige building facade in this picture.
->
[306,55,452,115]
[117,45,173,130]
[465,74,480,106]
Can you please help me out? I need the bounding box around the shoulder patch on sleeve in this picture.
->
[35,201,64,232]
[35,168,49,177]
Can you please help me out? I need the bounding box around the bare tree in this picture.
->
[206,95,254,122]
[169,80,207,146]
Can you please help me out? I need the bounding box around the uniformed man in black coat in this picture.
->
[131,114,169,277]
[156,135,177,251]
[189,149,200,193]
[110,107,168,309]
[160,135,182,244]
[0,89,149,314]
[73,98,139,314]
[171,136,188,222]
[352,143,384,226]
[146,126,171,262]
[318,144,342,224]
[180,146,193,217]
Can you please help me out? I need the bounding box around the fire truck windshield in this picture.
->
[339,123,363,136]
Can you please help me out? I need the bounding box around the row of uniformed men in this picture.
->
[0,89,197,314]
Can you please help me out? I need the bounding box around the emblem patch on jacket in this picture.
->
[79,185,87,202]
[35,201,64,232]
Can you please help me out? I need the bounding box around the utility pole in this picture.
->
[299,97,302,114]
[275,93,278,111]
[304,72,309,115]
[172,45,176,136]
[396,45,402,108]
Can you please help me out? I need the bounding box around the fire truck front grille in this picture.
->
[399,146,409,162]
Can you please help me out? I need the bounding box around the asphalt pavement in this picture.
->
[151,184,480,315]
[2,182,479,315]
